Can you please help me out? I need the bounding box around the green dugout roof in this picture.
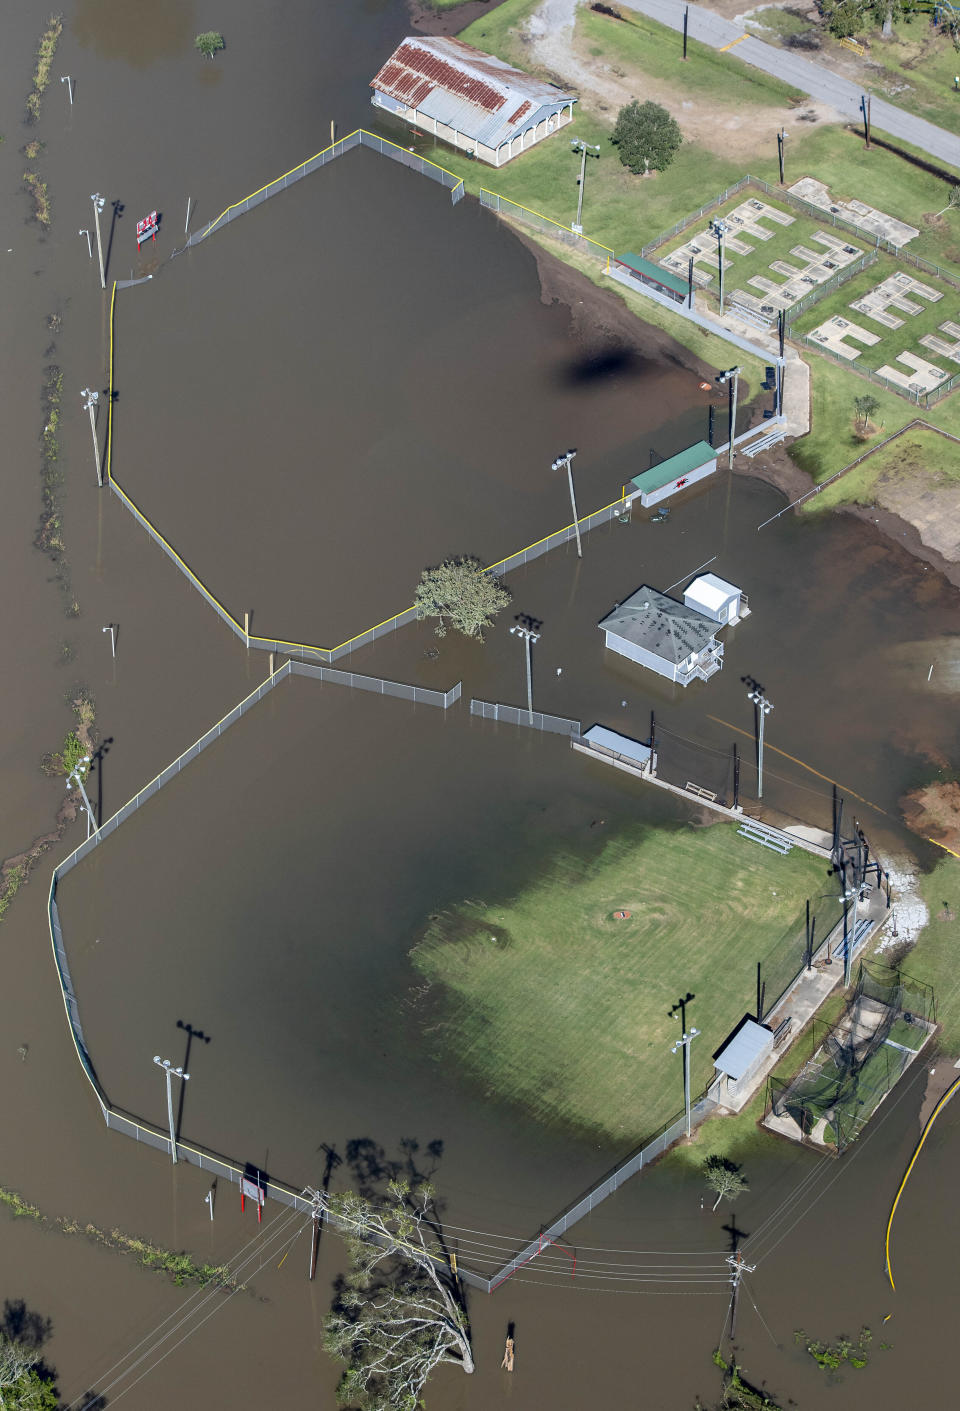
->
[630,441,717,494]
[616,252,688,297]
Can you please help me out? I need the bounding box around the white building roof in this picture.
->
[370,37,575,150]
[714,1020,773,1081]
[685,573,740,613]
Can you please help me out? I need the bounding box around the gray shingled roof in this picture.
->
[599,587,717,665]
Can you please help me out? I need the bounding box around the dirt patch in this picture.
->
[901,780,960,855]
[409,0,512,38]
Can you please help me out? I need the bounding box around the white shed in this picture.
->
[683,573,745,626]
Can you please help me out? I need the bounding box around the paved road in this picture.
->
[624,0,960,170]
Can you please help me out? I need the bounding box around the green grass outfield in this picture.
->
[792,253,960,380]
[411,821,824,1145]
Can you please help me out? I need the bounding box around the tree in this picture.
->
[611,100,682,176]
[414,556,510,640]
[703,1155,748,1211]
[323,1180,474,1411]
[0,1331,58,1410]
[935,184,960,218]
[854,393,880,429]
[194,31,225,58]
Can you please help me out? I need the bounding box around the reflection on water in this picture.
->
[72,0,197,65]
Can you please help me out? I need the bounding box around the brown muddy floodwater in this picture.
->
[114,146,713,647]
[3,0,960,1405]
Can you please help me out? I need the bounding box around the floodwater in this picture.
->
[2,0,960,1407]
[115,146,713,646]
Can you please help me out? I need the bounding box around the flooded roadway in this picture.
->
[1,0,960,1407]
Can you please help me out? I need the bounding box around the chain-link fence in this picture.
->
[783,252,878,323]
[470,699,580,735]
[654,725,737,805]
[758,889,845,1022]
[479,189,613,269]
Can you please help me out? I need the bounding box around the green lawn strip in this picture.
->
[902,857,960,1053]
[792,251,960,377]
[458,0,545,66]
[412,821,823,1144]
[803,425,960,510]
[745,8,814,39]
[574,6,805,107]
[855,19,960,137]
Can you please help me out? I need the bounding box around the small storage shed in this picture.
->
[613,253,688,304]
[713,1019,775,1107]
[627,442,718,509]
[599,586,723,686]
[684,573,744,626]
[369,37,576,167]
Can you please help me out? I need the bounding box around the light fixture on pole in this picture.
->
[570,137,600,235]
[60,75,74,105]
[79,228,92,258]
[709,218,729,314]
[671,1025,701,1138]
[510,615,541,719]
[90,193,106,289]
[102,623,117,658]
[715,366,741,471]
[66,756,96,839]
[745,679,773,800]
[153,1056,190,1164]
[81,388,103,487]
[551,449,582,558]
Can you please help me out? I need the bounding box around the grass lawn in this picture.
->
[903,856,960,1053]
[848,18,960,138]
[792,252,960,382]
[410,820,824,1145]
[804,424,960,510]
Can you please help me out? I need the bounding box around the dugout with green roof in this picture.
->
[629,440,718,506]
[615,251,689,299]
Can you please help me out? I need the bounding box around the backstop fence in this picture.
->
[470,699,581,735]
[757,890,846,1023]
[654,724,737,806]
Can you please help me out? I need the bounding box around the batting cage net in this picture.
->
[767,961,936,1154]
[655,725,736,806]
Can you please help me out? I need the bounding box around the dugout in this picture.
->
[713,1017,774,1108]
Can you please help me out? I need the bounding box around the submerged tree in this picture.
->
[703,1155,748,1211]
[194,31,225,58]
[0,1330,58,1410]
[414,556,510,640]
[611,100,682,175]
[324,1180,474,1410]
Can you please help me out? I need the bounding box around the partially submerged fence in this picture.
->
[478,190,613,268]
[470,699,581,735]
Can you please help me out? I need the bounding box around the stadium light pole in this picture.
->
[746,682,774,799]
[672,1026,701,1138]
[570,137,600,235]
[81,388,103,487]
[510,616,541,719]
[716,366,741,471]
[709,217,729,314]
[90,193,106,289]
[66,756,96,839]
[552,449,582,558]
[153,1056,190,1164]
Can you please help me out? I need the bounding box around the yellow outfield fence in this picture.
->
[479,189,613,270]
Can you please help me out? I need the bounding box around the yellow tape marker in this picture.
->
[719,34,748,51]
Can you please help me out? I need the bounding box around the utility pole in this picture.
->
[90,193,106,289]
[669,994,699,1139]
[510,616,541,719]
[303,1186,326,1280]
[777,126,786,185]
[60,74,73,105]
[682,4,689,59]
[552,449,582,557]
[570,137,600,235]
[716,366,741,471]
[81,388,103,487]
[205,1187,215,1220]
[66,756,96,838]
[152,1056,189,1164]
[726,1249,756,1340]
[745,680,774,800]
[709,218,728,314]
[102,623,116,658]
[862,93,872,149]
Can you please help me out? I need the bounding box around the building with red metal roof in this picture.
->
[370,36,576,167]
